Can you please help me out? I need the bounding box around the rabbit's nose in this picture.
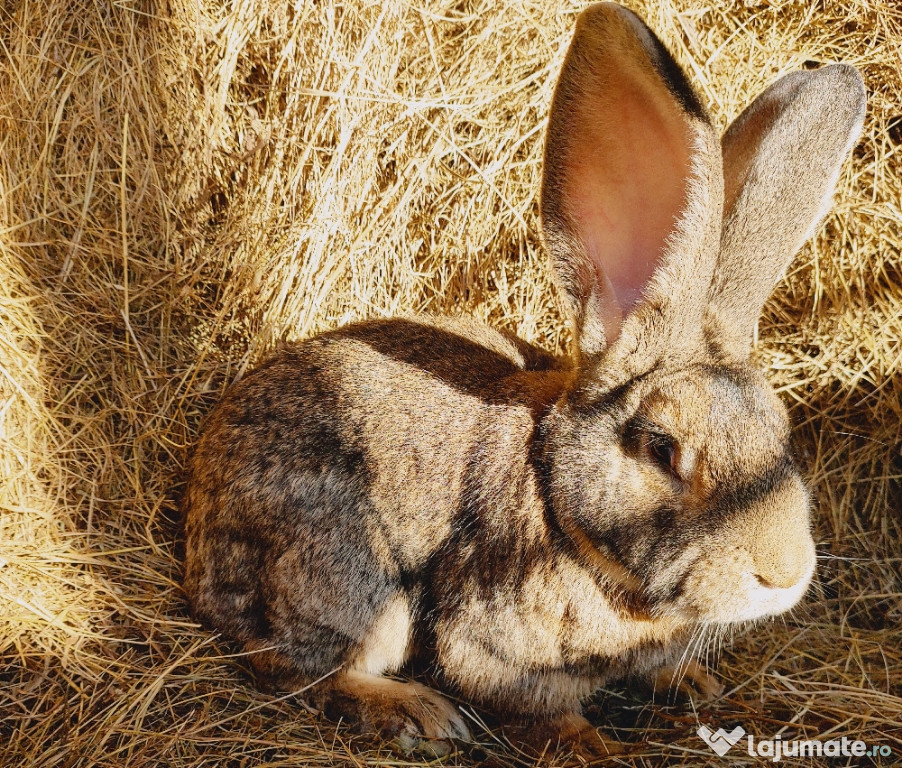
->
[744,474,816,590]
[753,552,813,590]
[755,536,816,589]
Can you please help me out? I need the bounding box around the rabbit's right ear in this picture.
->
[541,3,722,365]
[707,66,866,351]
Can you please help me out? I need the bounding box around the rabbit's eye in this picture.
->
[648,434,679,478]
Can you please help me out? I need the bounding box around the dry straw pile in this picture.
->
[0,0,899,765]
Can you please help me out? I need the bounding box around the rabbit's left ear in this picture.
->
[540,2,723,363]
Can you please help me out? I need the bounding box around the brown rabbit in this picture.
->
[182,2,865,757]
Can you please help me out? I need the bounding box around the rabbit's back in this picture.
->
[182,315,564,679]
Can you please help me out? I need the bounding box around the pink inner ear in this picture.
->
[565,70,692,328]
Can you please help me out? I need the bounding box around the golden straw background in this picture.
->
[0,0,899,765]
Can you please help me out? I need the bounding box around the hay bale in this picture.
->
[0,0,898,764]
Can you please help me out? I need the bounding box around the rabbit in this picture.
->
[182,1,866,758]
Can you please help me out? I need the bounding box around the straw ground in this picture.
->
[0,0,899,765]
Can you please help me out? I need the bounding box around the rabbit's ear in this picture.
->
[541,2,722,363]
[708,65,866,349]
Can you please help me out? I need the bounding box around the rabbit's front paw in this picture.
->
[649,659,724,702]
[505,712,626,763]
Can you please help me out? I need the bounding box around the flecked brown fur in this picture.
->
[182,1,865,755]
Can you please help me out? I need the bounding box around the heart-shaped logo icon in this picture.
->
[697,724,746,756]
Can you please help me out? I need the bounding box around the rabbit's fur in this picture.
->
[183,1,865,755]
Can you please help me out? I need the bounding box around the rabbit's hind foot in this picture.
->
[314,670,471,748]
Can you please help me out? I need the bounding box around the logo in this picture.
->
[697,725,746,756]
[696,722,894,761]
